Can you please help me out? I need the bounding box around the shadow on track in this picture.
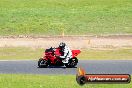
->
[37,66,77,69]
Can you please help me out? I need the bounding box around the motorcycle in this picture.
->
[38,47,81,68]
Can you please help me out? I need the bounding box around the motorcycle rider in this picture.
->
[59,42,72,63]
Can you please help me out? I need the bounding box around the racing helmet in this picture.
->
[59,42,66,48]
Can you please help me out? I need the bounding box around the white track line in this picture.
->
[0,60,36,61]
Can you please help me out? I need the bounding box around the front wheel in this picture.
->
[65,58,78,68]
[38,58,48,68]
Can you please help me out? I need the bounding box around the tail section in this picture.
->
[72,50,81,57]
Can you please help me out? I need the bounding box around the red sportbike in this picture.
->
[38,47,81,68]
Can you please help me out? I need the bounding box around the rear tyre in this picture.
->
[38,58,48,68]
[65,58,78,68]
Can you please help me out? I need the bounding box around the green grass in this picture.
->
[0,47,44,60]
[79,49,132,60]
[0,47,132,60]
[0,74,131,88]
[0,0,132,36]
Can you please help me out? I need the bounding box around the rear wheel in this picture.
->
[65,58,78,68]
[38,58,48,68]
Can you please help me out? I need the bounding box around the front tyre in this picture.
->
[65,58,78,68]
[38,58,48,68]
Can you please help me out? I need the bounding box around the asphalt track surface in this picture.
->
[0,60,132,74]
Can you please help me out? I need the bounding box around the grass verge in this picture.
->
[79,49,132,60]
[0,47,132,60]
[0,0,132,35]
[0,74,131,88]
[0,47,43,60]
